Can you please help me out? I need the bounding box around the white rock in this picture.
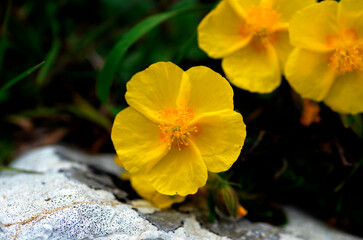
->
[0,146,232,240]
[283,206,363,240]
[1,145,360,240]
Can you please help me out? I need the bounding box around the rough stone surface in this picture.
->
[0,146,361,240]
[283,206,363,240]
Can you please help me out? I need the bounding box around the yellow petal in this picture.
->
[338,0,363,43]
[198,0,252,59]
[289,1,339,52]
[324,71,363,114]
[222,41,281,93]
[226,0,261,18]
[146,141,208,196]
[114,156,131,180]
[111,107,168,175]
[285,48,336,101]
[271,0,316,22]
[130,175,185,209]
[114,155,123,167]
[183,66,234,117]
[190,109,246,173]
[125,62,188,122]
[271,30,293,70]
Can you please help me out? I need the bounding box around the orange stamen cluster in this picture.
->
[158,108,198,150]
[240,4,281,44]
[329,44,363,75]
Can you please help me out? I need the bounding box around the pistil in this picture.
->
[158,108,198,150]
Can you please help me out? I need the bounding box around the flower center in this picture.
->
[158,108,198,150]
[329,44,363,75]
[239,4,281,41]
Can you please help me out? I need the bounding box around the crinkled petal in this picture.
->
[271,30,293,70]
[285,48,336,101]
[226,0,261,18]
[222,41,281,93]
[271,0,316,22]
[130,175,185,209]
[180,66,234,117]
[190,109,246,173]
[125,62,188,122]
[324,71,363,114]
[198,0,252,59]
[338,0,363,43]
[111,107,168,175]
[289,1,339,52]
[146,140,207,196]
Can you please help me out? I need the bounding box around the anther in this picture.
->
[158,108,198,150]
[329,45,363,75]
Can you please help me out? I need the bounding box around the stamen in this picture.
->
[239,4,281,45]
[329,45,363,75]
[158,108,199,150]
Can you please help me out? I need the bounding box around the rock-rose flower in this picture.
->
[130,175,186,209]
[111,62,246,196]
[285,0,363,114]
[115,156,185,209]
[198,0,315,93]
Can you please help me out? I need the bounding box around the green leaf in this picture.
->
[67,94,112,131]
[0,166,43,174]
[0,140,14,165]
[0,61,45,100]
[207,191,217,222]
[107,104,126,117]
[97,4,207,104]
[36,39,60,85]
[174,31,197,65]
[0,0,12,74]
[340,114,363,138]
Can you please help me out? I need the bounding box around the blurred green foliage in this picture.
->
[0,0,210,164]
[0,0,362,237]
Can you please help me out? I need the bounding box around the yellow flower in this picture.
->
[130,174,186,209]
[111,62,246,196]
[114,155,185,209]
[198,0,315,93]
[285,0,363,114]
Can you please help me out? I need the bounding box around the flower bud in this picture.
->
[214,185,240,217]
[237,204,248,218]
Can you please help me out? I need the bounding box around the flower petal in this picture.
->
[222,41,281,93]
[338,0,363,43]
[146,141,207,196]
[226,0,261,18]
[111,107,168,175]
[271,30,294,70]
[190,109,246,173]
[285,48,336,101]
[130,175,185,209]
[125,62,188,122]
[289,1,339,52]
[324,71,363,114]
[182,66,234,117]
[271,0,316,23]
[198,0,252,59]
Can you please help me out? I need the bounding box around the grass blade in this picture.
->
[97,4,205,104]
[174,31,197,65]
[68,94,112,132]
[0,166,43,174]
[0,61,45,98]
[0,0,12,74]
[36,39,60,85]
